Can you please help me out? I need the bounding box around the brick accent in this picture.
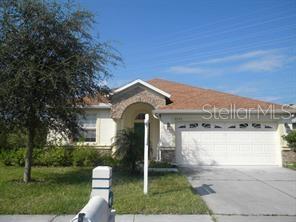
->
[282,150,296,164]
[111,85,166,119]
[161,149,175,163]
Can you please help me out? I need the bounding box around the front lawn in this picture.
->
[0,166,209,214]
[285,162,296,170]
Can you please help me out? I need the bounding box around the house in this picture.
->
[50,78,296,166]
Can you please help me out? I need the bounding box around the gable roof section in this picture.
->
[113,79,171,98]
[147,78,283,111]
[83,93,110,105]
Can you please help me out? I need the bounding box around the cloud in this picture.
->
[237,55,285,72]
[225,86,258,95]
[168,66,220,75]
[256,96,282,102]
[199,50,275,64]
[168,49,292,75]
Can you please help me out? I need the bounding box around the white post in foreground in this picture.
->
[72,166,114,222]
[144,114,149,194]
[91,166,112,205]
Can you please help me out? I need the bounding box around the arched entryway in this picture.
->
[116,102,159,159]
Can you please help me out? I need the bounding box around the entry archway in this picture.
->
[118,102,159,159]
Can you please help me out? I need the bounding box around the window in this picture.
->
[239,123,248,129]
[178,125,186,129]
[293,123,296,130]
[214,124,222,129]
[80,115,96,128]
[74,129,96,142]
[76,114,97,142]
[264,125,273,129]
[252,123,261,129]
[135,113,145,120]
[189,123,198,128]
[82,129,96,142]
[202,123,211,128]
[228,124,236,129]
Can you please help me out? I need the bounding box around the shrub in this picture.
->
[149,160,175,168]
[114,129,144,173]
[283,130,296,151]
[0,148,26,166]
[0,146,116,167]
[100,155,120,167]
[72,146,101,167]
[35,146,72,166]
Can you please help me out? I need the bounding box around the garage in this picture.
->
[176,122,281,166]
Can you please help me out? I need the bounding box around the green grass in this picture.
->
[285,162,296,170]
[0,166,209,214]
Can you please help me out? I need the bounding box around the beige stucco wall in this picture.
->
[159,115,176,148]
[96,109,117,147]
[47,108,116,148]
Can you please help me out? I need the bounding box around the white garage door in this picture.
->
[176,122,280,166]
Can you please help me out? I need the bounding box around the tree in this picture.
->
[114,129,144,174]
[0,0,120,182]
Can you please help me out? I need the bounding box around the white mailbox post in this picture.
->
[71,166,114,222]
[91,166,112,205]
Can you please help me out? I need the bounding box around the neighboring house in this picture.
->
[49,79,296,166]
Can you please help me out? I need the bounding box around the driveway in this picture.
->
[182,166,296,217]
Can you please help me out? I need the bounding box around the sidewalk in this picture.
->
[0,215,212,222]
[0,215,295,222]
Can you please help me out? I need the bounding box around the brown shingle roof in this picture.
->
[147,78,282,110]
[83,93,110,105]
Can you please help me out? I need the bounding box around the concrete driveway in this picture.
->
[182,166,296,217]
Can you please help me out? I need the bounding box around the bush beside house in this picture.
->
[282,130,296,169]
[283,130,296,151]
[0,146,118,167]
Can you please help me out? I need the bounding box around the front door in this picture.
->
[134,122,145,146]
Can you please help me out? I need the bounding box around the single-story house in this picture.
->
[50,78,296,166]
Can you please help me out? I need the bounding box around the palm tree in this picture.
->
[114,129,144,173]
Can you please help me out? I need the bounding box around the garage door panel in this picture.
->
[176,125,279,166]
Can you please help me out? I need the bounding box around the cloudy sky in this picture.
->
[72,0,295,104]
